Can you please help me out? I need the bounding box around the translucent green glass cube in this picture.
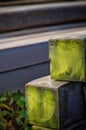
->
[25,76,85,129]
[31,125,53,130]
[49,39,85,81]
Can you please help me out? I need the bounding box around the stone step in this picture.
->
[25,76,85,129]
[49,34,86,82]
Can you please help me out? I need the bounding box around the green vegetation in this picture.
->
[25,86,59,129]
[49,39,85,81]
[0,90,31,130]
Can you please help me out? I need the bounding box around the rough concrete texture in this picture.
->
[49,35,86,82]
[25,76,85,129]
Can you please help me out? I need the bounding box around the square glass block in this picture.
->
[49,39,85,81]
[31,125,53,130]
[25,76,85,129]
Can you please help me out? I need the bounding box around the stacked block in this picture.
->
[25,35,86,129]
[25,76,85,129]
[25,76,59,129]
[49,37,86,81]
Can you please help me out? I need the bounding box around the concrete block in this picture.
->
[49,35,86,82]
[25,76,85,129]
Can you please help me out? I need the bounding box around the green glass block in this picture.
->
[25,76,85,129]
[49,39,85,81]
[31,125,53,130]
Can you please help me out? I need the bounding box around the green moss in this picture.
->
[41,90,55,122]
[49,39,85,81]
[25,86,59,129]
[25,86,41,123]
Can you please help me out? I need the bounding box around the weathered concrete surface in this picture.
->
[49,34,86,82]
[25,76,85,129]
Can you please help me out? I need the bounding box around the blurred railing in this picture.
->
[0,2,86,33]
[0,0,85,6]
[0,1,86,93]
